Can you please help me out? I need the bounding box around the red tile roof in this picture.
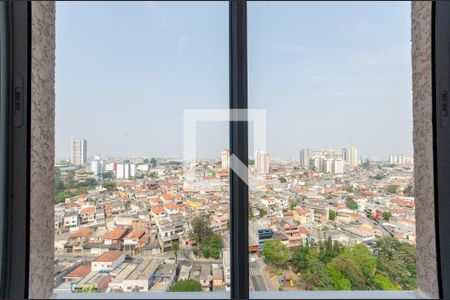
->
[125,230,145,239]
[164,203,178,210]
[161,193,182,200]
[103,228,128,240]
[93,252,124,263]
[151,206,165,214]
[391,199,415,208]
[66,265,91,278]
[69,227,93,239]
[80,206,96,215]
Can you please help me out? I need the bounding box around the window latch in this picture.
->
[13,76,23,128]
[440,89,449,128]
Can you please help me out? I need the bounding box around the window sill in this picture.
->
[53,290,429,299]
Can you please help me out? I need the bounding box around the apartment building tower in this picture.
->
[71,138,87,166]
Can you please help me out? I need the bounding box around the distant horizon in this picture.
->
[54,144,413,163]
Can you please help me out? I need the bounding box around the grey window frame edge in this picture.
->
[1,1,30,299]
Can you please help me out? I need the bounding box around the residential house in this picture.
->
[91,252,126,272]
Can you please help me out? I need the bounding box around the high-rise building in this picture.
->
[345,147,359,166]
[90,155,105,176]
[341,148,347,161]
[116,162,136,179]
[221,149,230,170]
[71,138,87,166]
[299,149,310,168]
[116,163,129,179]
[388,154,405,165]
[309,157,321,171]
[322,158,333,173]
[256,151,270,174]
[332,159,344,174]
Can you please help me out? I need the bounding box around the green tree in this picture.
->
[303,252,333,290]
[171,279,202,292]
[202,246,210,258]
[55,168,64,194]
[345,197,358,210]
[373,173,385,180]
[207,233,223,259]
[291,243,311,273]
[374,274,401,290]
[171,241,180,263]
[262,240,290,269]
[279,177,287,183]
[329,209,337,221]
[80,284,97,293]
[258,208,267,218]
[375,237,417,290]
[319,236,340,264]
[189,214,212,251]
[327,264,351,290]
[403,184,414,197]
[289,199,298,210]
[382,211,392,221]
[330,244,376,289]
[102,182,116,192]
[102,171,114,179]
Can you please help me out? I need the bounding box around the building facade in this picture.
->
[71,138,87,166]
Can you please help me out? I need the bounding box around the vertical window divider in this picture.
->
[229,0,249,299]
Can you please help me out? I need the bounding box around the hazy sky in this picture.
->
[56,1,412,161]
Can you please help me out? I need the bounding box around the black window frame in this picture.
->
[433,1,450,298]
[1,1,30,299]
[229,1,249,299]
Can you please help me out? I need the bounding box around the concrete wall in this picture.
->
[29,2,55,299]
[411,2,440,298]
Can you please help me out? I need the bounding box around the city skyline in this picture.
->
[55,2,412,160]
[60,137,411,165]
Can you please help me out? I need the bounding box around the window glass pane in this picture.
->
[54,2,229,296]
[248,1,416,293]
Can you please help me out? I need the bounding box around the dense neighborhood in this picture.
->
[53,143,416,294]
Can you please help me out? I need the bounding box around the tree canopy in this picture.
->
[262,240,290,269]
[171,279,202,292]
[189,214,212,247]
[289,237,414,291]
[345,197,358,210]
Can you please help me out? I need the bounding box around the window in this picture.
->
[53,1,229,296]
[3,1,450,299]
[51,1,418,297]
[247,1,415,294]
